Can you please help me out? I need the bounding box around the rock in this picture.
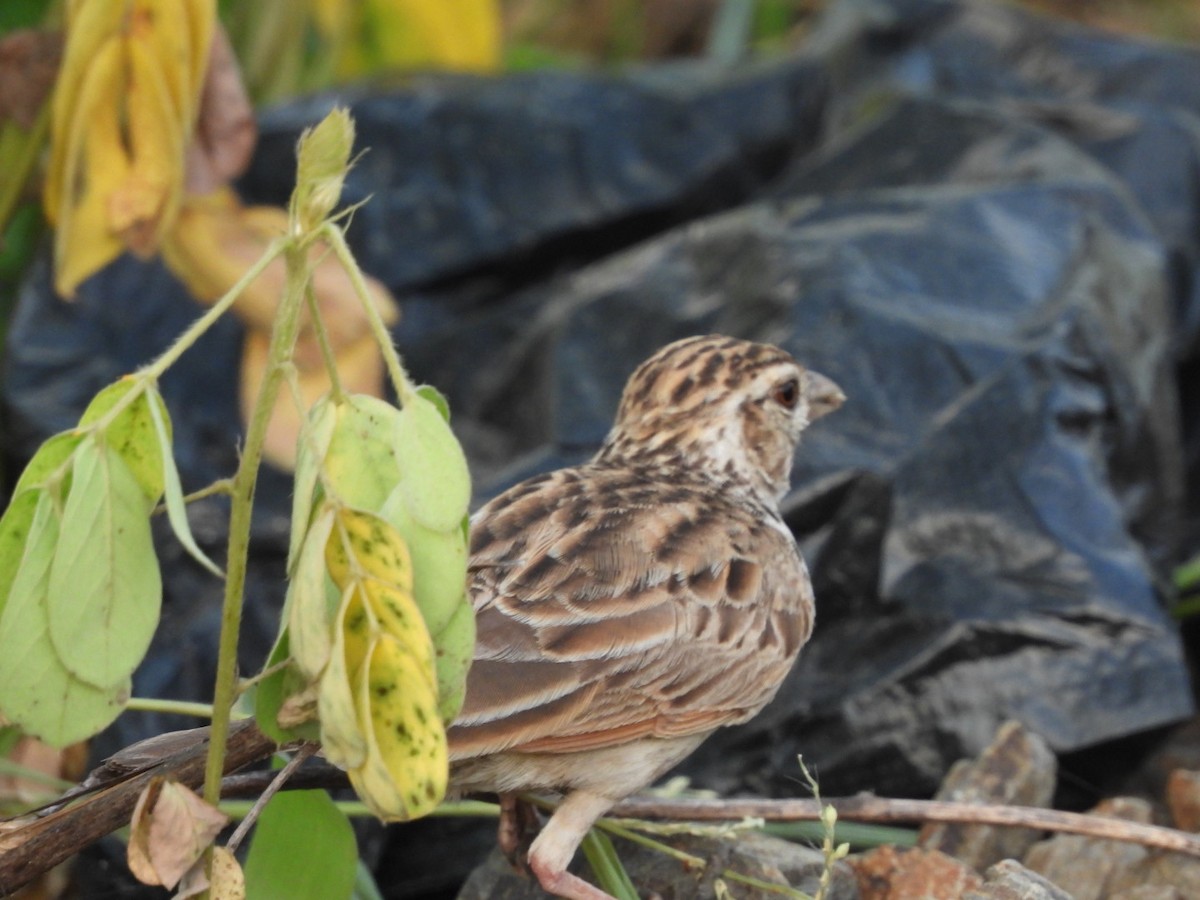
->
[1114,888,1186,900]
[457,829,860,899]
[963,859,1073,900]
[1022,797,1152,900]
[1166,768,1200,832]
[1107,850,1200,897]
[848,846,981,900]
[919,720,1057,870]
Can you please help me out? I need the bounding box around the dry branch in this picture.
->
[0,720,275,894]
[611,796,1200,857]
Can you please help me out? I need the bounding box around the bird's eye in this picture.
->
[772,378,800,409]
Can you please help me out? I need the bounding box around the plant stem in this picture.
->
[305,282,345,401]
[225,744,317,854]
[145,239,286,381]
[322,225,415,405]
[201,239,310,807]
[124,697,216,718]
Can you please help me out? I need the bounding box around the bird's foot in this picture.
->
[497,793,541,874]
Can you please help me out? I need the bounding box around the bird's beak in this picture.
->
[804,370,845,421]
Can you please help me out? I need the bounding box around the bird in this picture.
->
[447,334,844,899]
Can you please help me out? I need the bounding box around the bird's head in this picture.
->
[598,335,844,503]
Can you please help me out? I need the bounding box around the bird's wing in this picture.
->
[446,466,812,759]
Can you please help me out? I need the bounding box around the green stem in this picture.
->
[305,282,345,401]
[145,239,287,381]
[125,697,216,718]
[321,225,415,405]
[201,239,310,807]
[0,759,76,793]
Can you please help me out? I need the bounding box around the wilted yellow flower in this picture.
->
[43,0,216,297]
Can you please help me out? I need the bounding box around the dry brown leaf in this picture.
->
[186,26,256,194]
[127,777,229,889]
[0,29,62,129]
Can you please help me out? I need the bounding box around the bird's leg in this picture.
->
[527,790,621,900]
[496,792,541,870]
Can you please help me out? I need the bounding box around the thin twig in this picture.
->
[216,764,1200,858]
[224,743,318,854]
[610,796,1200,857]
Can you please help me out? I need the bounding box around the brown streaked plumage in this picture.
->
[448,334,844,900]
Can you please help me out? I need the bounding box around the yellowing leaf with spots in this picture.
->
[325,507,414,595]
[314,505,447,818]
[316,584,369,771]
[347,632,447,821]
[80,378,170,504]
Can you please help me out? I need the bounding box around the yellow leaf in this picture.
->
[326,507,415,596]
[316,583,369,770]
[44,0,216,296]
[116,19,187,255]
[362,578,436,689]
[347,632,447,820]
[160,189,287,302]
[335,0,500,78]
[47,35,130,297]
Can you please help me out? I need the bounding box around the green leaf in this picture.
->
[145,385,223,577]
[393,392,470,533]
[429,596,475,723]
[287,506,337,680]
[12,431,82,496]
[580,828,638,900]
[0,491,129,746]
[0,431,87,620]
[252,628,320,745]
[46,441,162,690]
[243,785,358,900]
[414,384,450,422]
[79,378,169,503]
[323,394,404,514]
[379,488,467,636]
[289,396,338,574]
[0,490,42,621]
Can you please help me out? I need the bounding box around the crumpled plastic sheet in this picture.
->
[4,0,1196,806]
[806,0,1200,552]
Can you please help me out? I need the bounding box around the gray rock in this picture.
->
[963,859,1074,900]
[920,720,1057,870]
